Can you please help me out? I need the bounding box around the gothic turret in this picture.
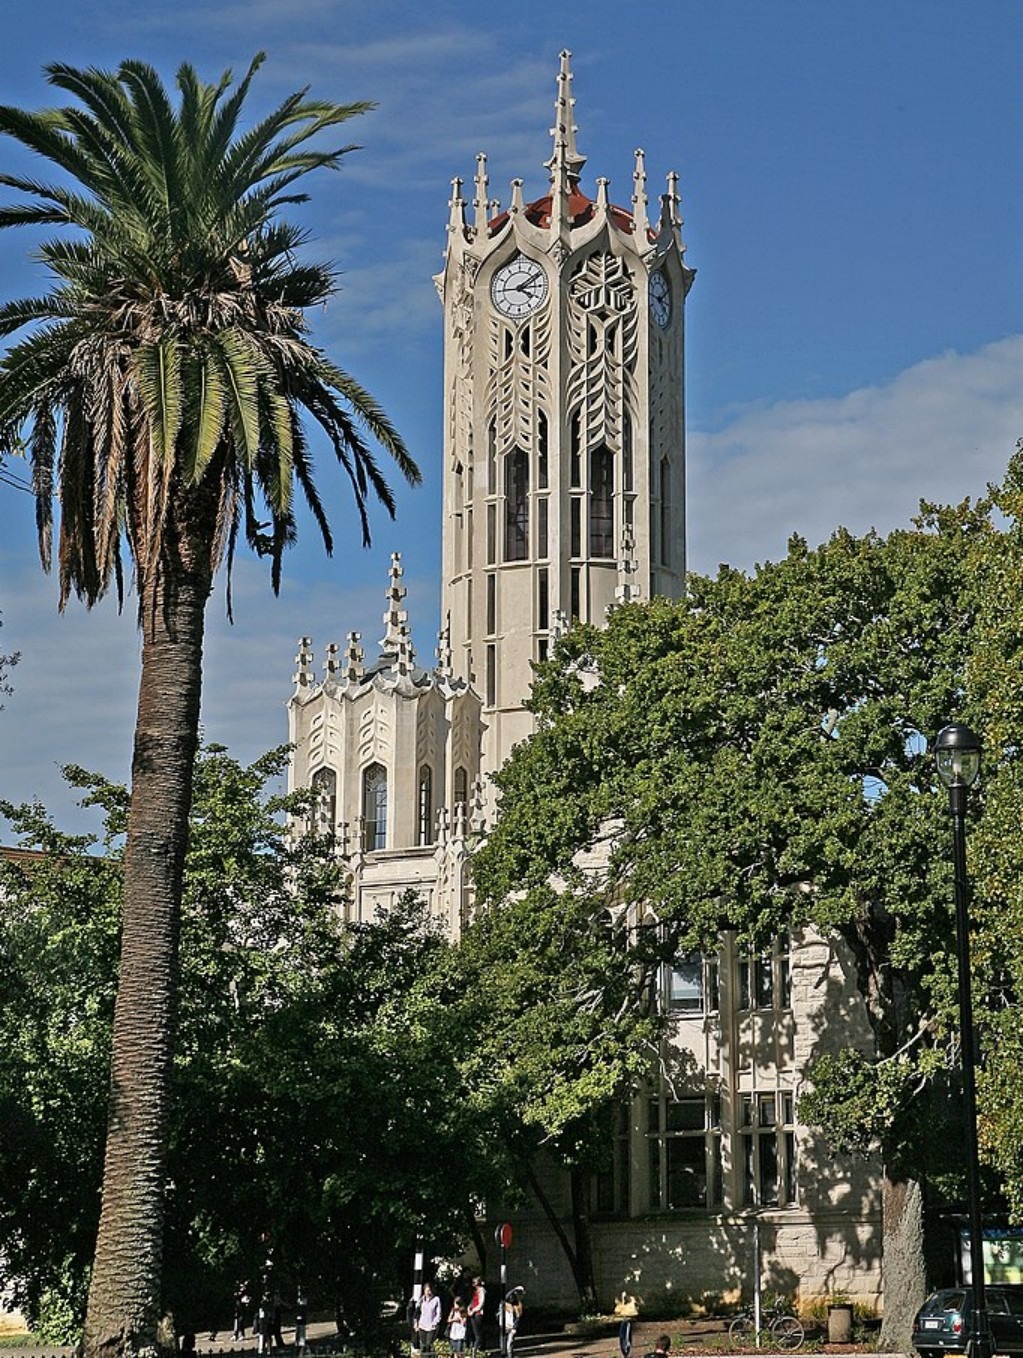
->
[286,554,481,931]
[435,50,694,780]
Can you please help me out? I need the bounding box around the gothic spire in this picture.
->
[447,176,467,234]
[380,552,409,658]
[324,641,340,681]
[632,148,650,240]
[473,153,489,236]
[293,636,314,689]
[545,49,586,188]
[343,631,365,684]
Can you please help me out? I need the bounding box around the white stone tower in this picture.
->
[436,50,694,778]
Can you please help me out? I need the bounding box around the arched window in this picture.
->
[417,765,434,846]
[311,766,337,833]
[504,449,529,561]
[659,455,672,567]
[454,766,469,809]
[589,446,614,558]
[362,762,387,851]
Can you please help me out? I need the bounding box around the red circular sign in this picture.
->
[495,1222,513,1249]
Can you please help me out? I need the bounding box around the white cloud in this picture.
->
[687,335,1023,574]
[6,323,1019,838]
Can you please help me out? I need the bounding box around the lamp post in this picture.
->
[934,723,990,1358]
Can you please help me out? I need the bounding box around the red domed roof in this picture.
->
[488,186,637,237]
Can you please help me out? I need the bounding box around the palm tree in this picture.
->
[0,56,418,1358]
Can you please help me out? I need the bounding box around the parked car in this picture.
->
[913,1286,1023,1355]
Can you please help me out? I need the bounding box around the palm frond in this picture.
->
[183,343,229,483]
[212,328,263,465]
[0,53,418,607]
[131,339,183,470]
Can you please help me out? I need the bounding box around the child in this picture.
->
[448,1298,468,1355]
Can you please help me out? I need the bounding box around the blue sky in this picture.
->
[1,0,1022,832]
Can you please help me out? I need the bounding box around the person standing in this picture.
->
[418,1282,443,1358]
[467,1278,486,1358]
[233,1281,252,1341]
[500,1288,524,1358]
[447,1298,468,1355]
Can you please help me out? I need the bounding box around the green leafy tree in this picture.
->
[962,451,1023,1221]
[470,504,995,1343]
[0,57,417,1358]
[444,880,658,1309]
[0,751,493,1341]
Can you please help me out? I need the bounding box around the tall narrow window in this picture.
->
[486,503,496,564]
[739,936,792,1011]
[659,455,672,567]
[505,449,529,562]
[741,1092,797,1207]
[537,498,549,559]
[362,762,387,851]
[538,411,549,488]
[311,766,337,833]
[538,568,549,631]
[570,567,581,621]
[570,498,582,557]
[486,644,496,707]
[486,573,497,634]
[648,1095,722,1209]
[623,412,634,492]
[454,765,468,809]
[487,421,497,495]
[417,765,434,846]
[570,412,582,487]
[589,446,614,558]
[596,1102,632,1216]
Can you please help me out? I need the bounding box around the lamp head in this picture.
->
[934,723,982,789]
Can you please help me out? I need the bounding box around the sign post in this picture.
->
[495,1223,513,1355]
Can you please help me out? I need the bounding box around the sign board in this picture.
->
[960,1228,1023,1284]
[495,1222,513,1249]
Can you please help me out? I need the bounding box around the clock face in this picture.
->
[491,254,550,319]
[649,269,671,328]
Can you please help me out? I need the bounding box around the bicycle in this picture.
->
[728,1301,805,1350]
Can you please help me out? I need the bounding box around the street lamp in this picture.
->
[934,723,990,1358]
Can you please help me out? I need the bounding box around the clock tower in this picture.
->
[436,51,695,779]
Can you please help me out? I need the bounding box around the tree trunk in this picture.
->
[878,1173,926,1353]
[463,1208,488,1278]
[83,558,210,1358]
[520,1157,593,1312]
[569,1168,598,1313]
[840,910,928,1344]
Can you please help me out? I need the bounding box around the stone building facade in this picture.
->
[287,53,882,1313]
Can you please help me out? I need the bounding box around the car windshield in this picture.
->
[923,1292,966,1313]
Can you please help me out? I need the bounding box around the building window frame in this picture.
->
[647,1093,723,1210]
[417,765,434,846]
[666,949,720,1016]
[311,765,337,834]
[738,936,792,1012]
[504,448,529,562]
[589,445,615,559]
[362,762,388,852]
[740,1090,797,1208]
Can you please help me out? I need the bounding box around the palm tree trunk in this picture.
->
[83,559,210,1358]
